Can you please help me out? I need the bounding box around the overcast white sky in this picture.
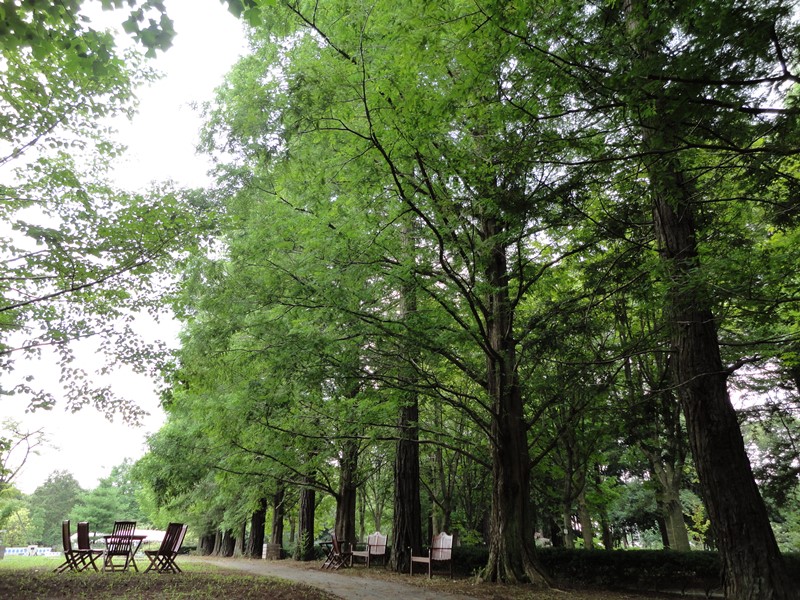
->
[6,0,247,494]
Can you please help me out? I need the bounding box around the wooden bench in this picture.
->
[409,532,453,578]
[349,532,387,568]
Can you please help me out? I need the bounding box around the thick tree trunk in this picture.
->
[390,255,423,573]
[600,515,613,550]
[390,393,423,572]
[577,490,594,549]
[478,215,549,585]
[212,530,222,555]
[561,508,575,550]
[220,529,235,557]
[335,438,359,545]
[271,485,285,546]
[620,0,795,592]
[296,485,315,561]
[645,448,691,551]
[246,497,267,558]
[235,521,246,556]
[647,140,793,599]
[199,533,215,556]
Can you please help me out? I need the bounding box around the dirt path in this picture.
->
[192,556,477,600]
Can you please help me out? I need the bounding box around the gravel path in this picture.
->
[192,556,477,600]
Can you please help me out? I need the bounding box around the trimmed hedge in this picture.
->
[448,546,800,592]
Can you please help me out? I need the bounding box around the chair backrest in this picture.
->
[158,523,184,554]
[77,522,92,551]
[430,532,453,561]
[107,520,136,552]
[368,532,387,556]
[331,531,344,555]
[172,524,188,554]
[112,520,137,537]
[61,520,72,552]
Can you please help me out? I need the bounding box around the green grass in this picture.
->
[0,555,337,599]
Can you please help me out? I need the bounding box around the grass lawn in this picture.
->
[0,556,338,599]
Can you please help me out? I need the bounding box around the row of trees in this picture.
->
[2,1,799,599]
[133,1,800,599]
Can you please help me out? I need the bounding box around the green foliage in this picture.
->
[0,0,174,57]
[0,486,29,546]
[26,471,83,547]
[0,420,45,490]
[158,1,800,584]
[71,460,149,533]
[0,0,212,420]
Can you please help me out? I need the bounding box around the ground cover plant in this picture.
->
[0,555,723,600]
[0,557,337,600]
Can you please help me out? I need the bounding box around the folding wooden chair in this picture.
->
[320,531,352,570]
[54,520,80,573]
[144,523,188,573]
[103,520,137,572]
[76,521,103,572]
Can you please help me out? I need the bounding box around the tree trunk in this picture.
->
[220,529,235,557]
[212,530,222,555]
[620,0,795,593]
[562,509,575,550]
[645,125,794,598]
[390,249,423,573]
[199,533,214,556]
[234,521,246,556]
[246,497,268,558]
[271,485,285,546]
[357,486,366,541]
[577,490,594,549]
[390,395,423,573]
[600,515,612,550]
[296,485,315,561]
[646,453,691,551]
[478,215,549,585]
[335,438,359,545]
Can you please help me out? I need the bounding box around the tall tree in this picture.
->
[516,0,800,594]
[27,470,83,546]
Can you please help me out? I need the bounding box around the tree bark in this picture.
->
[199,533,214,556]
[577,490,594,549]
[620,0,795,594]
[478,215,549,585]
[220,529,235,557]
[390,241,423,573]
[246,497,268,558]
[296,485,315,561]
[646,128,793,599]
[271,484,285,546]
[235,521,246,556]
[390,390,422,573]
[335,438,359,545]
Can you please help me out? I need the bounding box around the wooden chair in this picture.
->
[349,531,387,568]
[103,520,137,572]
[144,523,188,573]
[54,520,80,573]
[409,532,453,578]
[76,521,103,572]
[320,531,352,570]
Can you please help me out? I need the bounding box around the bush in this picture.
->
[450,547,800,591]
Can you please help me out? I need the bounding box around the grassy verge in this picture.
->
[0,556,338,599]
